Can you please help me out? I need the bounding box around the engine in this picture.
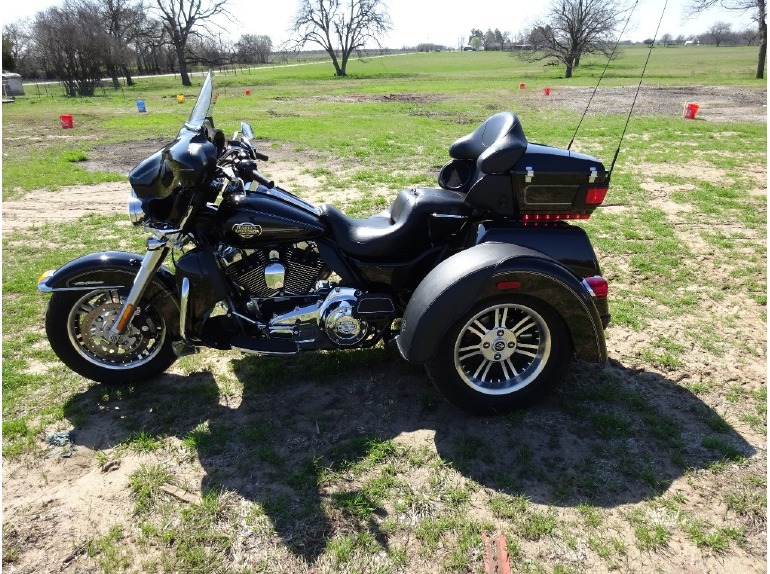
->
[218,242,395,350]
[219,242,328,298]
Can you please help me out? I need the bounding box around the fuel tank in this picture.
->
[218,187,326,247]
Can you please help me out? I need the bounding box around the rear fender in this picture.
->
[396,242,606,364]
[38,251,180,336]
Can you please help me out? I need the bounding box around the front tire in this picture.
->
[45,289,177,384]
[425,296,572,415]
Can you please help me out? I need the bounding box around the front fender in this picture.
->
[396,242,606,364]
[38,251,180,336]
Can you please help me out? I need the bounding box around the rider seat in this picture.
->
[319,188,469,259]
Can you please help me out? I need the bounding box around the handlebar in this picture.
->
[234,159,274,189]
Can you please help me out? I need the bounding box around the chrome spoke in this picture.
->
[458,348,483,361]
[517,343,539,351]
[505,358,518,377]
[468,320,487,339]
[513,318,536,337]
[473,359,492,380]
[514,348,538,359]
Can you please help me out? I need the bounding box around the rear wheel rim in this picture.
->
[66,290,166,370]
[453,303,551,395]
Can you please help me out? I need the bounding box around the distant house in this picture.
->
[2,72,24,97]
[684,38,700,46]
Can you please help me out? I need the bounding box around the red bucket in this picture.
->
[60,114,74,129]
[245,89,251,95]
[544,87,551,96]
[683,102,700,119]
[519,83,526,89]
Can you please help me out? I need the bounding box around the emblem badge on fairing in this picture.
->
[233,223,263,238]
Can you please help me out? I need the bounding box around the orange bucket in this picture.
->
[683,102,700,119]
[519,83,526,89]
[60,114,74,129]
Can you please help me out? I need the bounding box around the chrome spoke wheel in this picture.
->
[66,290,166,370]
[453,303,551,395]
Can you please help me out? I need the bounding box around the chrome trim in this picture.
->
[582,277,597,299]
[430,213,467,219]
[180,277,190,341]
[37,270,55,292]
[107,246,169,340]
[40,284,124,293]
[231,345,297,357]
[128,190,146,226]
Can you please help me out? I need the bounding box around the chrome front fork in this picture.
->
[107,238,170,342]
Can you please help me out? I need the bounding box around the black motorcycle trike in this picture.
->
[38,72,610,414]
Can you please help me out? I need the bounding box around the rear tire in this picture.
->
[45,289,177,384]
[425,296,572,415]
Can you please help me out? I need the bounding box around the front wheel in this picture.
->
[425,296,573,415]
[45,289,177,384]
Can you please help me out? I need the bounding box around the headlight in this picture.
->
[128,189,146,225]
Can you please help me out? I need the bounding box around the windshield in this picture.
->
[186,71,214,129]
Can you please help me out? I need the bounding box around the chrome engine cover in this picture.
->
[266,287,368,349]
[320,288,368,347]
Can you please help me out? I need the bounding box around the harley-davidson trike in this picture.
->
[38,72,611,415]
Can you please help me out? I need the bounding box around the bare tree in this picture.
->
[235,34,272,65]
[153,0,233,86]
[526,0,627,78]
[96,0,146,87]
[32,0,109,95]
[2,22,31,74]
[688,0,766,78]
[704,20,734,45]
[660,32,674,46]
[290,0,392,77]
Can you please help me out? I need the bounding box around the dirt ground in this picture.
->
[2,85,766,573]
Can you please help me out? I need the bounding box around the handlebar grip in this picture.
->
[253,169,274,189]
[253,151,269,162]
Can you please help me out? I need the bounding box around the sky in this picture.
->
[2,0,757,48]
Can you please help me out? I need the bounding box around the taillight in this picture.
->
[521,213,591,221]
[585,186,609,205]
[583,276,608,299]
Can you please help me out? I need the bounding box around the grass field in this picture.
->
[2,47,766,573]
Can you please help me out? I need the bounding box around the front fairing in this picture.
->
[129,71,218,201]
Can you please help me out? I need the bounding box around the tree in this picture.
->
[2,36,16,72]
[526,0,628,78]
[290,0,392,77]
[705,20,734,45]
[660,32,674,46]
[153,0,233,86]
[688,0,766,78]
[3,22,33,76]
[96,0,146,87]
[483,29,497,50]
[32,1,109,96]
[235,34,272,65]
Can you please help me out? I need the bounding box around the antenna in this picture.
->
[567,0,670,180]
[609,0,670,175]
[567,0,640,151]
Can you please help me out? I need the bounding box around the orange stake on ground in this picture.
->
[482,533,511,574]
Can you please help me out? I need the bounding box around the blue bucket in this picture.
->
[137,100,146,113]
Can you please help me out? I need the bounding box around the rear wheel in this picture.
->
[425,296,572,414]
[45,289,177,384]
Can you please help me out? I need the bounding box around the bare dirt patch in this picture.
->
[521,85,767,122]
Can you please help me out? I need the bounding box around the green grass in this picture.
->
[2,46,766,574]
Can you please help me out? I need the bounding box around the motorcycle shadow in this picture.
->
[64,349,755,563]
